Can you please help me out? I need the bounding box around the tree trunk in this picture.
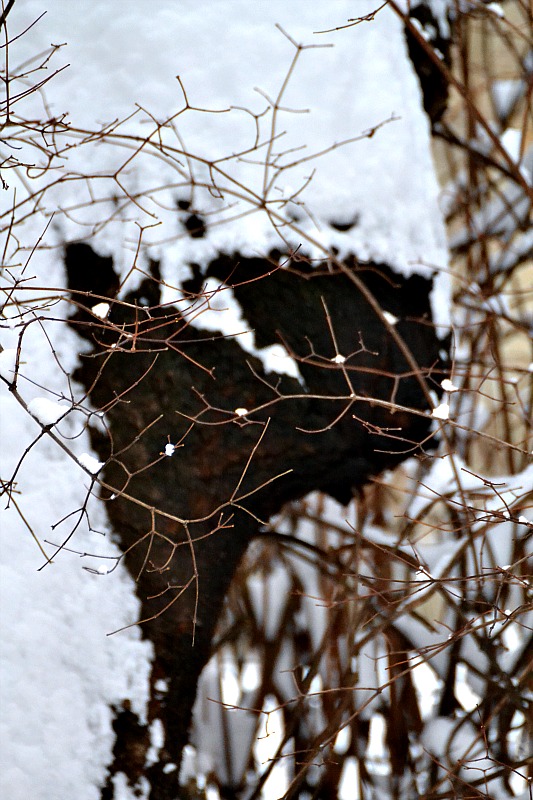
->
[66,244,446,797]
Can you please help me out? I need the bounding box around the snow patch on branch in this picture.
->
[78,453,105,474]
[28,397,68,426]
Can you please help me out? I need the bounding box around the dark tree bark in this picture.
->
[66,244,447,798]
[404,1,452,125]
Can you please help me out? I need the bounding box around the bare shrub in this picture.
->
[1,3,531,800]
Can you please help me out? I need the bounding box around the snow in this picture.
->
[27,397,68,426]
[411,660,442,719]
[78,452,105,475]
[1,208,151,800]
[421,716,457,757]
[440,378,458,392]
[1,1,454,797]
[486,2,505,19]
[450,144,532,247]
[0,348,17,381]
[253,696,291,799]
[491,79,526,122]
[408,456,533,522]
[394,611,455,681]
[351,638,390,720]
[431,401,450,420]
[247,561,292,640]
[333,723,352,755]
[500,128,524,162]
[176,278,303,381]
[190,653,259,788]
[7,0,449,324]
[338,757,360,800]
[382,311,399,325]
[112,773,149,800]
[179,744,198,787]
[146,719,165,768]
[421,715,508,795]
[273,639,299,703]
[91,302,111,319]
[0,427,152,800]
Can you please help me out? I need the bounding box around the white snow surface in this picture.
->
[491,79,526,122]
[7,0,449,326]
[0,348,17,381]
[91,302,111,320]
[2,2,452,798]
[179,278,303,380]
[27,396,68,426]
[191,654,259,788]
[431,401,450,420]
[247,560,292,640]
[0,289,152,800]
[78,452,105,475]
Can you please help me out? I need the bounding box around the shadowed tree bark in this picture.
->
[404,1,452,125]
[66,243,447,798]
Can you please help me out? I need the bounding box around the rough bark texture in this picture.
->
[66,244,446,798]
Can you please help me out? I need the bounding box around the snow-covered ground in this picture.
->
[1,2,459,798]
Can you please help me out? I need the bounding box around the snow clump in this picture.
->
[78,453,105,474]
[431,402,450,420]
[28,397,68,426]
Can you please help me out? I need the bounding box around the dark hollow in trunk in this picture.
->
[65,243,447,798]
